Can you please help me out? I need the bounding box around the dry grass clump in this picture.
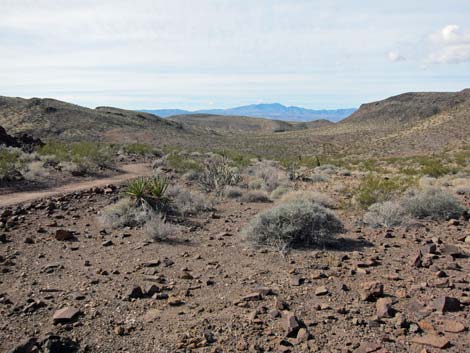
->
[240,190,271,203]
[455,186,470,195]
[223,186,245,199]
[363,201,407,228]
[166,185,213,215]
[280,190,335,209]
[23,161,50,180]
[402,188,463,220]
[245,160,289,192]
[99,198,152,228]
[243,199,344,250]
[314,164,338,174]
[310,174,329,183]
[145,216,181,241]
[270,185,291,200]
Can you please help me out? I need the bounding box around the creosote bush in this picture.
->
[243,200,344,250]
[403,188,463,220]
[355,174,415,209]
[0,147,25,180]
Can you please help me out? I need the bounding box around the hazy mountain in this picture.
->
[141,103,356,122]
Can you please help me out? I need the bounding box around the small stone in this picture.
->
[360,281,384,302]
[315,286,329,296]
[411,335,450,349]
[376,298,395,319]
[283,311,300,338]
[52,307,80,323]
[55,229,74,241]
[102,240,113,247]
[433,296,461,313]
[441,320,465,333]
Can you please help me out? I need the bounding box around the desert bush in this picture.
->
[145,216,180,241]
[182,169,201,182]
[241,190,271,203]
[24,161,49,180]
[246,160,289,192]
[248,178,264,190]
[99,198,152,228]
[39,141,112,175]
[198,156,242,193]
[280,190,335,209]
[363,201,407,228]
[243,200,344,250]
[123,143,163,157]
[314,164,337,174]
[223,186,244,199]
[310,174,329,183]
[420,159,451,178]
[455,186,470,195]
[0,147,25,180]
[165,185,212,215]
[270,185,291,200]
[165,151,202,173]
[125,176,169,211]
[355,174,415,208]
[403,188,463,220]
[338,169,352,177]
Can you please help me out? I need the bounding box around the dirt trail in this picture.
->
[0,163,152,208]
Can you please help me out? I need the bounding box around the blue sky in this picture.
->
[1,0,470,110]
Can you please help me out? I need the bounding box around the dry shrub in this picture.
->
[145,216,180,241]
[243,200,344,250]
[270,185,291,200]
[240,190,271,203]
[223,186,244,199]
[99,198,152,228]
[280,190,335,209]
[166,185,212,215]
[403,188,463,220]
[363,201,407,228]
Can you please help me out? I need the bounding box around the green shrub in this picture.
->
[125,176,169,210]
[355,174,415,208]
[420,159,451,178]
[243,200,344,250]
[123,143,163,156]
[0,147,25,180]
[403,188,463,220]
[39,141,112,174]
[165,152,202,173]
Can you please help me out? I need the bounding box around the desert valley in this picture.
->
[0,89,469,353]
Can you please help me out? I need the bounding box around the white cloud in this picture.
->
[428,25,470,63]
[388,51,406,62]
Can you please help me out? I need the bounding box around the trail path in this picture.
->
[0,163,152,208]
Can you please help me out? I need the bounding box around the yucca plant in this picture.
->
[125,176,170,211]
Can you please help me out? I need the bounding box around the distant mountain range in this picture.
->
[141,103,356,122]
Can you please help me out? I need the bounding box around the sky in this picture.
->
[1,0,470,110]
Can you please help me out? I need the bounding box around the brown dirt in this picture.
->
[0,173,469,353]
[0,163,152,208]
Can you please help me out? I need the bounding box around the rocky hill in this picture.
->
[0,96,189,143]
[167,114,326,134]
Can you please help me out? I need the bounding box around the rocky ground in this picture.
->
[0,178,469,353]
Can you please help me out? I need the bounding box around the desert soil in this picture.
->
[0,171,469,353]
